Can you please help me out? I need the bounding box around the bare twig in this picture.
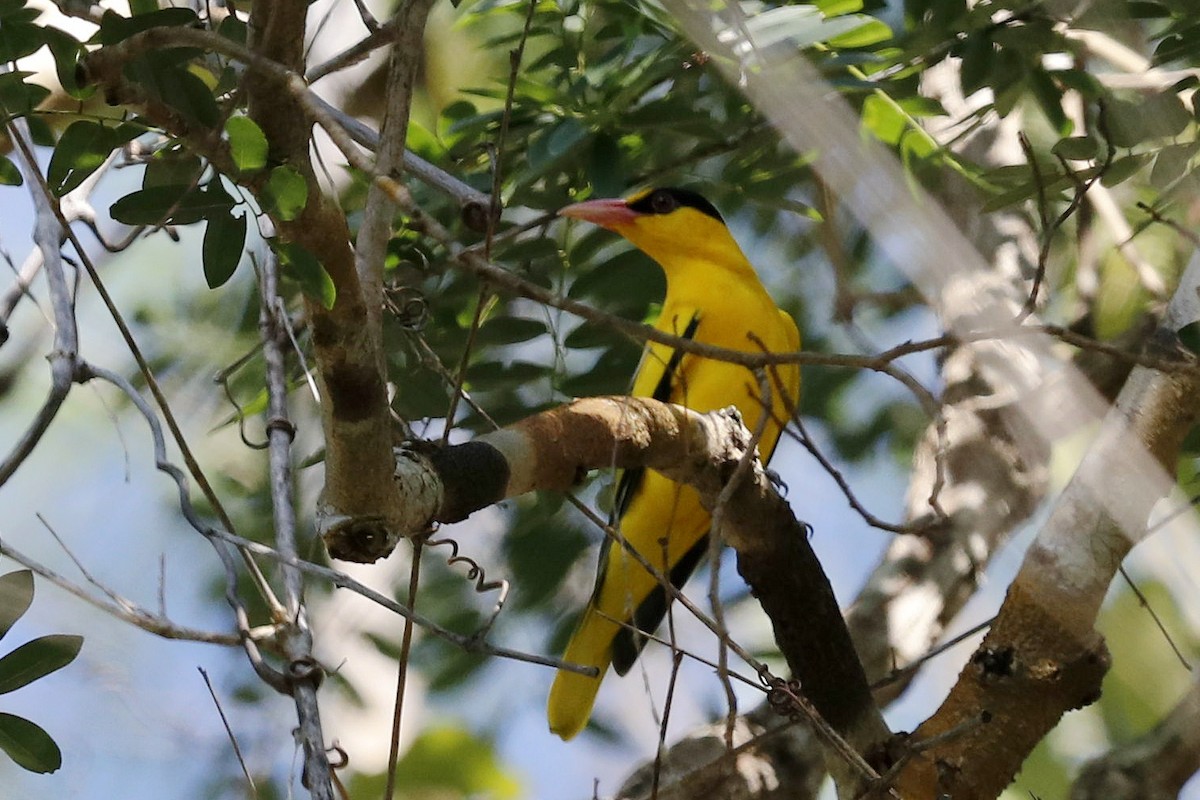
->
[199,666,259,796]
[0,533,267,647]
[260,251,333,793]
[383,540,422,800]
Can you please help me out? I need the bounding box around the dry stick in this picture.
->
[383,540,423,800]
[3,116,285,619]
[199,666,258,796]
[82,362,287,692]
[0,534,260,646]
[0,149,115,327]
[1018,109,1115,318]
[209,526,590,672]
[1116,564,1193,671]
[651,650,687,800]
[0,119,77,486]
[1138,201,1200,249]
[261,253,333,798]
[869,616,995,690]
[784,417,922,535]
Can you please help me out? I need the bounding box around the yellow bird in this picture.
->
[548,187,801,740]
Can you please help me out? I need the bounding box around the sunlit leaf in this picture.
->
[274,240,335,308]
[224,116,268,173]
[47,121,118,196]
[348,726,521,799]
[262,166,308,221]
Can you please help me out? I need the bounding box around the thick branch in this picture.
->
[329,396,885,778]
[893,329,1200,797]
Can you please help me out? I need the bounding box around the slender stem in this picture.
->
[261,254,333,798]
[384,540,423,800]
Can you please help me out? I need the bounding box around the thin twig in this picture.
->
[0,533,266,647]
[651,650,686,800]
[260,251,333,794]
[199,666,259,796]
[383,539,423,800]
[1117,565,1193,671]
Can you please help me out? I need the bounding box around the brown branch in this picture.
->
[348,395,889,790]
[892,318,1200,797]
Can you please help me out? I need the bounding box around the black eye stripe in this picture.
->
[627,187,725,222]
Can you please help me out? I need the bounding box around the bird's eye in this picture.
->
[650,191,677,214]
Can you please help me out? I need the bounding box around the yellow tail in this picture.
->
[547,606,619,740]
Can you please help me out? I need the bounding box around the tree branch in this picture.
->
[892,257,1200,797]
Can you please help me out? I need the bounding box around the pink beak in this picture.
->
[558,198,638,230]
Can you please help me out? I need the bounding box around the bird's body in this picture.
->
[548,188,801,741]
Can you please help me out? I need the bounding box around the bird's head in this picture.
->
[559,187,752,275]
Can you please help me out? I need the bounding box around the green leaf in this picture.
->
[98,7,199,44]
[827,16,892,48]
[0,20,44,62]
[1100,154,1151,187]
[274,240,335,308]
[563,321,612,349]
[559,343,640,396]
[587,134,625,199]
[1029,68,1069,136]
[0,634,82,694]
[496,236,560,263]
[47,121,117,196]
[862,93,905,144]
[216,14,247,46]
[474,317,547,346]
[816,0,862,14]
[123,51,218,129]
[41,26,90,100]
[0,155,21,186]
[466,360,549,383]
[1051,136,1100,161]
[262,166,308,221]
[1150,143,1200,190]
[128,0,158,14]
[527,118,588,172]
[0,571,34,642]
[143,149,203,189]
[202,210,248,288]
[0,71,49,117]
[110,182,234,226]
[224,116,268,173]
[1106,93,1191,147]
[0,713,61,773]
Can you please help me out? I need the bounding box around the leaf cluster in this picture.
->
[0,571,83,775]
